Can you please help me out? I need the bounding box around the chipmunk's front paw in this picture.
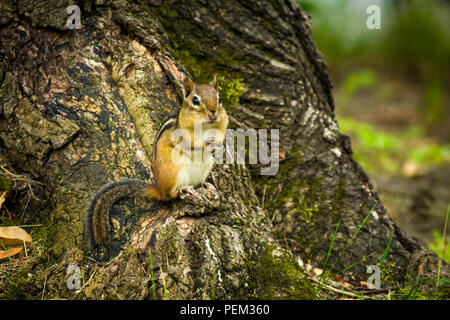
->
[179,185,196,196]
[176,182,221,217]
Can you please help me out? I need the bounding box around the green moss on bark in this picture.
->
[239,245,316,299]
[157,2,247,106]
[258,147,324,225]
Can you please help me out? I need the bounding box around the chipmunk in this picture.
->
[88,76,228,246]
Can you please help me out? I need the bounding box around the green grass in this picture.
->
[429,204,449,266]
[317,215,342,293]
[337,116,450,175]
[328,203,377,273]
[339,68,377,106]
[147,249,169,300]
[317,203,377,294]
[148,249,157,300]
[312,203,447,300]
[380,231,394,266]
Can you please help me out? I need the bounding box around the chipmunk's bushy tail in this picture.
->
[88,179,161,247]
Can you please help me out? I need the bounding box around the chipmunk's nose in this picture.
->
[209,110,217,121]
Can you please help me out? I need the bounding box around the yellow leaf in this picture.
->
[0,226,32,247]
[0,247,23,260]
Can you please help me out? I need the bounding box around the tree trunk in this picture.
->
[0,0,447,299]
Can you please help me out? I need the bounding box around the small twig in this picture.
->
[15,224,43,228]
[19,192,32,220]
[23,240,28,257]
[41,274,47,300]
[310,277,358,298]
[85,255,102,264]
[108,288,124,300]
[73,269,97,297]
[261,185,266,209]
[352,286,393,293]
[310,276,390,299]
[270,209,278,224]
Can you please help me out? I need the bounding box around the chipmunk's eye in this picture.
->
[219,96,222,104]
[192,96,200,106]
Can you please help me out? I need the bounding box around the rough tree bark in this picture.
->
[0,0,447,299]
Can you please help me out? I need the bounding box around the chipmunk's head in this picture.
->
[180,76,227,129]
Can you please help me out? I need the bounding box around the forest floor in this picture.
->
[332,69,449,260]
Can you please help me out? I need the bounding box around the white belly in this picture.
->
[176,151,213,188]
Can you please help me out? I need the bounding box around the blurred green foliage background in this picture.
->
[298,0,449,261]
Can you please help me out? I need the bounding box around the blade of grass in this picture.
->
[148,249,156,300]
[160,271,169,300]
[317,215,342,293]
[353,290,364,300]
[327,202,378,275]
[380,231,395,266]
[322,215,343,271]
[436,203,449,288]
[405,278,423,300]
[337,253,373,274]
[0,216,13,226]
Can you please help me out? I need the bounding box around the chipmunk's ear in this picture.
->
[183,77,195,97]
[210,75,218,90]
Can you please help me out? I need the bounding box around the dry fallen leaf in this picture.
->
[0,247,23,260]
[0,226,32,247]
[313,267,323,276]
[333,274,346,282]
[343,282,352,288]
